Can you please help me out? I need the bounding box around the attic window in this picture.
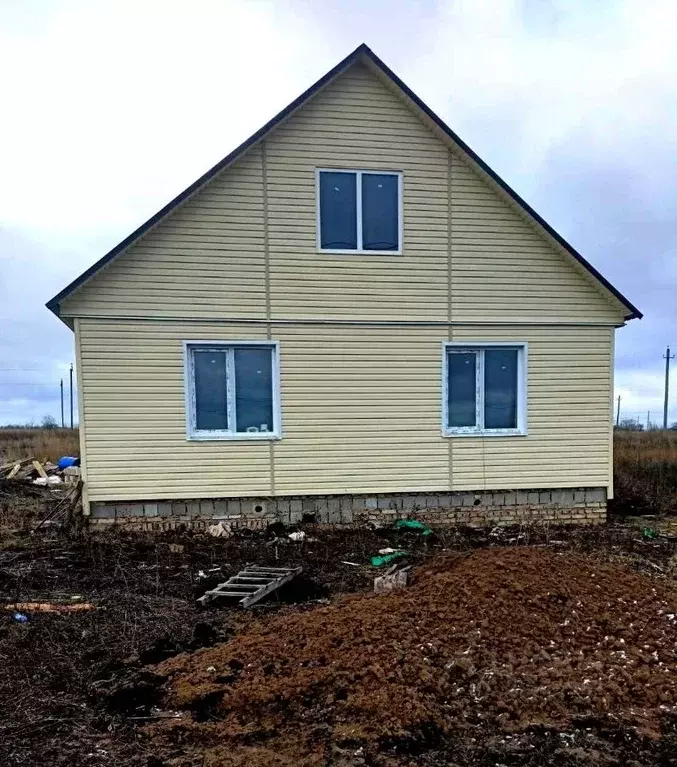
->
[317,169,402,254]
[442,343,527,437]
[184,342,281,440]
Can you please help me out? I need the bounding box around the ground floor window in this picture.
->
[184,341,281,440]
[443,343,527,436]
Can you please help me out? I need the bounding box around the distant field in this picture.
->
[612,429,677,516]
[0,427,80,464]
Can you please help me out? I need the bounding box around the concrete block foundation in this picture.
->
[89,487,607,531]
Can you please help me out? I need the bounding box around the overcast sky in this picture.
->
[1,0,674,426]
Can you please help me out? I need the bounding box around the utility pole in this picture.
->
[69,363,74,429]
[664,346,675,429]
[60,378,64,428]
[616,395,621,427]
[647,410,651,431]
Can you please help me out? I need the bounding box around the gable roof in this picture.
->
[47,43,641,322]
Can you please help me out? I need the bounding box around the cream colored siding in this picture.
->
[448,326,613,490]
[60,62,625,326]
[449,154,623,323]
[60,146,266,319]
[78,318,612,502]
[78,319,273,500]
[64,57,624,505]
[274,325,450,493]
[266,64,450,320]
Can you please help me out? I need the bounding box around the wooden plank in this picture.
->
[32,460,48,479]
[1,457,33,475]
[6,464,21,479]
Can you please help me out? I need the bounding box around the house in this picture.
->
[47,44,641,529]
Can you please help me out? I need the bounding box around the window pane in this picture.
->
[194,350,228,430]
[448,352,476,428]
[362,173,398,251]
[484,349,518,429]
[319,171,357,249]
[234,348,274,433]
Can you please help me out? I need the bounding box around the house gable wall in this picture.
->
[60,63,626,325]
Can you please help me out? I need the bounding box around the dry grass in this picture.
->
[0,427,80,465]
[612,429,677,516]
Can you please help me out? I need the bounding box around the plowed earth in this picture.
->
[3,495,677,767]
[150,547,677,766]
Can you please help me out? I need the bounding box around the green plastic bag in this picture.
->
[394,519,433,536]
[643,527,657,540]
[370,551,407,567]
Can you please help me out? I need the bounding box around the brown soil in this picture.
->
[151,547,677,765]
[3,494,677,766]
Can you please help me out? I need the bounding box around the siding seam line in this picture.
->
[447,151,453,493]
[267,324,276,496]
[262,141,271,321]
[66,315,623,328]
[263,142,275,496]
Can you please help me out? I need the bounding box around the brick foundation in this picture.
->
[89,487,607,531]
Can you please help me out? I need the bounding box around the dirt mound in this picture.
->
[152,547,677,764]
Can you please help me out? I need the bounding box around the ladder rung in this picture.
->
[210,591,250,598]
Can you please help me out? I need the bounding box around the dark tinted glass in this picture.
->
[484,349,518,429]
[362,173,398,251]
[194,350,228,430]
[448,352,476,428]
[234,348,274,433]
[319,171,357,249]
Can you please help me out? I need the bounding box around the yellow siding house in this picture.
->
[48,45,641,529]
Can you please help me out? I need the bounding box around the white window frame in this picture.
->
[441,342,528,437]
[183,340,282,441]
[316,168,404,255]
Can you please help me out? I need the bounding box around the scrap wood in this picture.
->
[6,463,21,479]
[4,602,95,613]
[0,457,34,477]
[32,460,48,479]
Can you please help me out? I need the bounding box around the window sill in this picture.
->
[317,248,403,256]
[187,432,282,442]
[442,430,527,438]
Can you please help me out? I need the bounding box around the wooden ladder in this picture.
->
[198,565,303,608]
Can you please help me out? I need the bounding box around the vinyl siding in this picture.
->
[60,146,267,319]
[59,62,626,325]
[65,58,622,505]
[449,154,623,323]
[265,64,450,320]
[447,325,613,490]
[78,318,613,502]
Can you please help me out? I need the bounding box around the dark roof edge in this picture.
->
[359,47,642,321]
[47,42,642,322]
[46,43,370,318]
